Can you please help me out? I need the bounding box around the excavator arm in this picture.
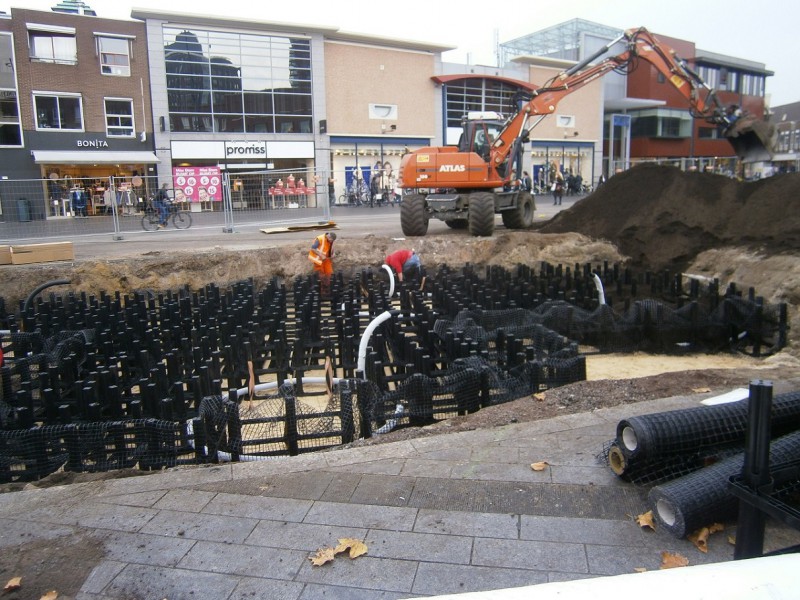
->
[488,27,773,173]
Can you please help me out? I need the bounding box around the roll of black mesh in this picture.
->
[605,439,740,485]
[616,390,800,461]
[648,428,800,538]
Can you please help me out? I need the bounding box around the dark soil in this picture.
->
[536,164,800,272]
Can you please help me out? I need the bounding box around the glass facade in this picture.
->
[444,78,526,128]
[163,27,312,134]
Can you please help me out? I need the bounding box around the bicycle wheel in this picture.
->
[141,212,159,231]
[172,211,192,229]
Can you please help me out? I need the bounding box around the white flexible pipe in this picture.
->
[185,419,276,462]
[592,273,606,305]
[382,263,395,297]
[235,376,341,398]
[374,403,405,434]
[358,310,392,377]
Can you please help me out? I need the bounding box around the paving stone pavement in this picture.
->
[1,393,798,600]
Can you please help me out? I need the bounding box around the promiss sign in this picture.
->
[225,141,266,158]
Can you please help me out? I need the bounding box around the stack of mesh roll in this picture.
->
[607,390,800,484]
[648,428,800,538]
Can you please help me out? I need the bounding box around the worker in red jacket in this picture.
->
[385,248,421,282]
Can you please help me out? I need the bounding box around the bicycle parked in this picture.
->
[337,179,371,206]
[141,197,192,231]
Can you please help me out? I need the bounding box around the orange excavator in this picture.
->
[398,27,775,237]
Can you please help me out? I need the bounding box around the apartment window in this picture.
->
[97,35,131,76]
[28,24,77,64]
[34,93,83,130]
[0,33,22,146]
[105,98,134,136]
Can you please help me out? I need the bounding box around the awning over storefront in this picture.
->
[32,151,161,165]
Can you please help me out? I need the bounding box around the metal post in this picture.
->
[110,176,123,240]
[221,169,234,233]
[734,379,773,560]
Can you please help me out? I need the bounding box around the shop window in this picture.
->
[28,27,77,64]
[105,97,134,137]
[34,93,83,130]
[97,36,131,77]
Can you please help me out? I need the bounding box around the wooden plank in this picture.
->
[10,241,74,265]
[260,221,337,235]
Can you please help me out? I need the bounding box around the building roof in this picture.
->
[130,8,453,53]
[771,101,800,123]
[431,73,536,91]
[130,7,338,35]
[325,30,454,53]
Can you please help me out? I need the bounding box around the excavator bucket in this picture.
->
[725,115,776,163]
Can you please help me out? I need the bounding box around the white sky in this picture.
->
[10,0,798,107]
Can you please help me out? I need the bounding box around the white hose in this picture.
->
[592,273,606,305]
[358,310,392,377]
[382,263,395,297]
[234,376,342,398]
[374,403,405,434]
[186,419,276,462]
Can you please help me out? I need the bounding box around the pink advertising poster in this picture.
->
[172,167,222,203]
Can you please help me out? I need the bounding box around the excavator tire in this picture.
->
[501,191,535,229]
[400,193,429,236]
[445,219,468,229]
[468,192,495,237]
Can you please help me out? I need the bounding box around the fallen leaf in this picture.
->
[727,534,736,546]
[688,527,710,553]
[309,546,336,566]
[40,591,58,600]
[3,577,21,592]
[530,461,549,471]
[533,392,546,401]
[708,523,725,534]
[660,551,689,569]
[335,538,368,559]
[636,510,656,531]
[692,387,712,393]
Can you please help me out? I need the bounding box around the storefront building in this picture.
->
[323,32,453,204]
[0,7,157,219]
[132,9,336,211]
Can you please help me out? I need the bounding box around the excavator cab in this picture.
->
[458,114,505,162]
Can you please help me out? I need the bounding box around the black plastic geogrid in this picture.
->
[0,261,790,481]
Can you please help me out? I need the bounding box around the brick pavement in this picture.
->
[2,393,798,599]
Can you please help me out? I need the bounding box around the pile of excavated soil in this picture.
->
[536,164,800,272]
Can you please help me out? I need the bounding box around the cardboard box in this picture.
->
[9,241,74,265]
[0,246,10,265]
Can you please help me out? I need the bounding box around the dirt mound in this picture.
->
[536,164,800,272]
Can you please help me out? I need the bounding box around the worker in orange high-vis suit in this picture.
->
[308,231,336,295]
